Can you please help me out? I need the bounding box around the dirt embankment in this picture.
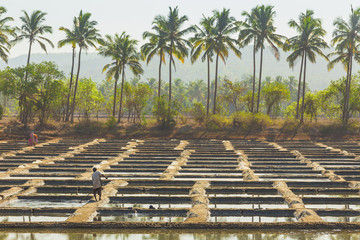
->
[1,117,360,141]
[0,221,360,230]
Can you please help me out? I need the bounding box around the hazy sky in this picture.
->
[2,0,359,57]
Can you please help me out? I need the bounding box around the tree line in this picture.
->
[0,5,359,127]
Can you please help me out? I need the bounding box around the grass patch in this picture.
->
[74,120,105,135]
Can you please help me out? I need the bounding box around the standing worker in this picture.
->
[92,167,108,201]
[28,132,38,146]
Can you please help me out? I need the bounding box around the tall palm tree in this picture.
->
[251,5,285,113]
[287,10,317,119]
[58,19,77,122]
[239,8,259,113]
[0,6,14,63]
[101,32,143,123]
[13,10,54,80]
[70,10,102,122]
[212,8,241,114]
[99,33,143,120]
[190,15,215,115]
[328,7,360,125]
[287,10,328,122]
[153,6,194,103]
[98,34,121,117]
[141,19,167,100]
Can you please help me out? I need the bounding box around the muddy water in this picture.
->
[0,230,360,240]
[6,199,85,208]
[0,216,68,222]
[209,216,296,222]
[99,216,185,222]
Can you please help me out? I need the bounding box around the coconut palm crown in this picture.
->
[14,10,54,67]
[0,6,14,63]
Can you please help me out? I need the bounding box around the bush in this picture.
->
[152,96,180,129]
[205,114,229,131]
[280,118,300,134]
[231,111,272,132]
[318,120,359,135]
[141,114,148,127]
[105,116,117,129]
[284,102,297,118]
[178,114,188,125]
[75,120,104,134]
[190,102,206,125]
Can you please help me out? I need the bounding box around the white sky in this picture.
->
[1,0,359,57]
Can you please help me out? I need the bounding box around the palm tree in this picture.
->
[251,5,285,113]
[190,15,215,115]
[141,19,167,100]
[98,34,122,117]
[153,6,194,103]
[101,32,143,123]
[239,8,259,113]
[12,10,53,124]
[212,8,241,114]
[70,10,102,122]
[328,7,360,124]
[13,10,54,80]
[287,10,328,122]
[287,10,317,119]
[187,79,206,103]
[0,6,14,63]
[58,19,77,121]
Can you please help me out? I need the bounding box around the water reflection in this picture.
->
[0,232,360,240]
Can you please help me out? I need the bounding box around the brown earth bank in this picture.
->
[1,117,360,141]
[1,227,359,235]
[0,222,360,230]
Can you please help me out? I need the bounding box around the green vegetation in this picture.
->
[0,7,14,63]
[99,32,143,122]
[0,5,360,135]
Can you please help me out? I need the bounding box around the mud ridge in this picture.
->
[273,181,323,222]
[184,181,210,223]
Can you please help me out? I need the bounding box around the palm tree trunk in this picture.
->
[112,74,119,117]
[251,39,256,113]
[24,40,33,82]
[158,54,162,99]
[295,52,304,119]
[300,52,307,123]
[19,96,23,124]
[118,64,126,123]
[65,47,76,121]
[169,48,173,103]
[22,40,33,126]
[26,42,32,66]
[342,63,350,123]
[71,47,82,123]
[256,46,264,113]
[213,52,220,115]
[207,55,210,116]
[344,53,353,125]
